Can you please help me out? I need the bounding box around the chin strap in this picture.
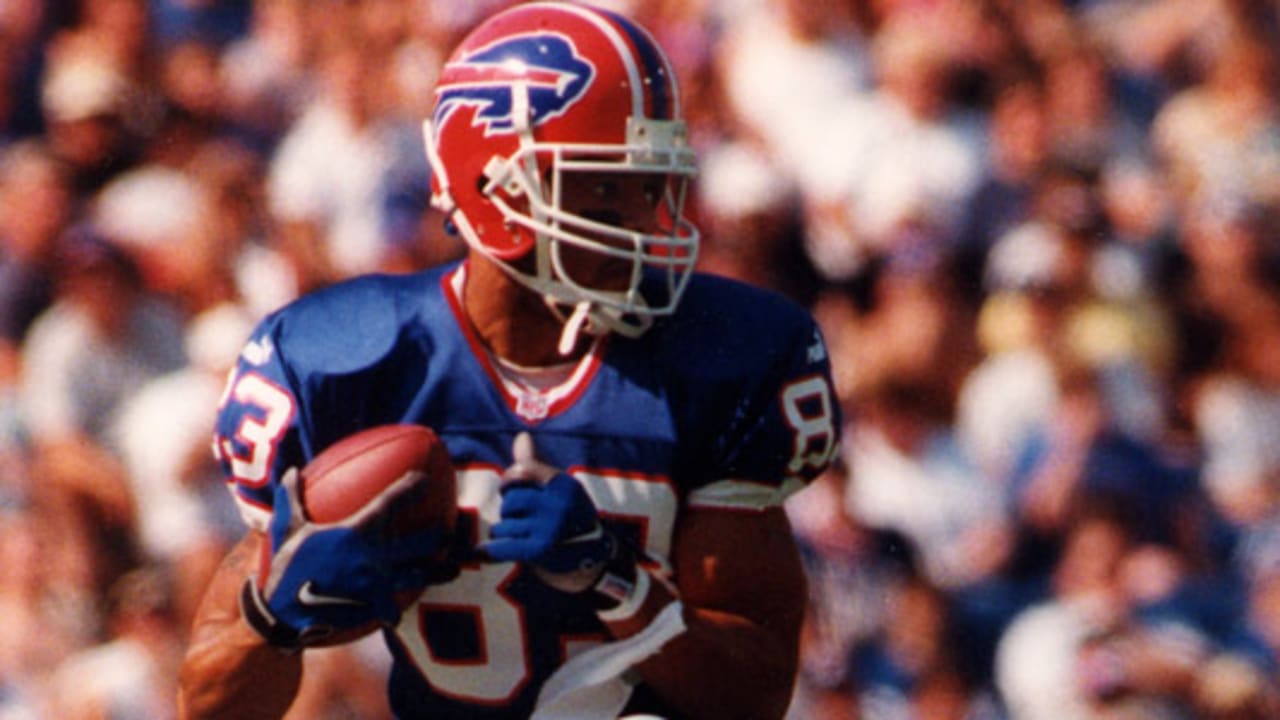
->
[557,301,593,356]
[550,295,656,356]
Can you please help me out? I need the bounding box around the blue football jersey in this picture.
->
[213,261,839,719]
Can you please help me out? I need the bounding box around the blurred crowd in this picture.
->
[0,0,1279,718]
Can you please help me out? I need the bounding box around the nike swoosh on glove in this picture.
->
[241,466,447,651]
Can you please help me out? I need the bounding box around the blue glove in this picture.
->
[241,466,449,651]
[483,433,636,602]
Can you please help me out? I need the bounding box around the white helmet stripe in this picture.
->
[537,2,647,119]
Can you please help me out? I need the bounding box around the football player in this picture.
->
[177,3,839,719]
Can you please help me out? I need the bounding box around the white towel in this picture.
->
[531,602,687,720]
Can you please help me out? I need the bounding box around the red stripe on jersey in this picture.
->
[441,264,605,424]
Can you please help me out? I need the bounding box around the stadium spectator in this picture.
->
[266,29,413,285]
[185,138,299,318]
[216,0,313,151]
[19,232,185,449]
[111,302,253,628]
[954,75,1052,305]
[786,468,900,720]
[1152,35,1280,211]
[851,572,1001,720]
[798,11,983,281]
[0,141,69,354]
[717,0,870,193]
[47,567,183,720]
[0,502,85,718]
[846,375,1010,591]
[1041,38,1150,173]
[18,232,185,611]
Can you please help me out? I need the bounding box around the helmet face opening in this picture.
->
[423,2,700,339]
[490,122,699,316]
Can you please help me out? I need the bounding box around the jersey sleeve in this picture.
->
[672,283,842,512]
[211,314,308,532]
[210,272,442,532]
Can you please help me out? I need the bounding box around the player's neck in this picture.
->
[462,256,592,367]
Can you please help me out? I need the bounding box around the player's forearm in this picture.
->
[602,572,801,720]
[601,506,808,720]
[178,533,303,720]
[178,622,302,719]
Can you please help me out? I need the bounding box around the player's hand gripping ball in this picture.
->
[484,433,638,610]
[241,425,458,651]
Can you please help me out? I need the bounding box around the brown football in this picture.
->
[294,424,456,645]
[301,424,456,530]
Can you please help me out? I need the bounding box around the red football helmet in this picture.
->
[423,2,699,346]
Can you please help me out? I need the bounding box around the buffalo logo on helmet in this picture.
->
[432,33,595,137]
